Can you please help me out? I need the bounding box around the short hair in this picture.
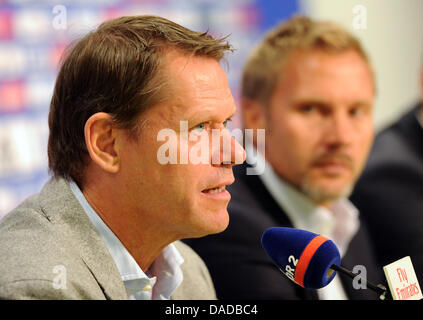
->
[48,15,232,187]
[241,15,373,106]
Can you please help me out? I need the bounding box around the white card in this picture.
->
[383,256,422,300]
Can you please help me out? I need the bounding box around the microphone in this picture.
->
[261,227,390,299]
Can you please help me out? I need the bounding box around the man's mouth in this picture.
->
[202,186,226,194]
[313,154,354,170]
[316,161,348,167]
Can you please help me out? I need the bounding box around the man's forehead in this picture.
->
[162,48,221,75]
[143,84,235,125]
[274,49,374,97]
[157,52,235,118]
[286,49,367,74]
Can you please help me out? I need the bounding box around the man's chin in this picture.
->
[208,214,230,235]
[189,211,229,238]
[300,180,354,205]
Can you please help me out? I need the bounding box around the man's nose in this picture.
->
[323,111,353,147]
[212,128,246,167]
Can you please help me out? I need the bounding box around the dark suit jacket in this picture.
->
[351,104,423,283]
[184,163,384,300]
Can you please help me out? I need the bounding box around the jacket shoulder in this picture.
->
[0,193,105,299]
[171,241,216,300]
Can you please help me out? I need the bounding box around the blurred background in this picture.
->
[1,0,423,218]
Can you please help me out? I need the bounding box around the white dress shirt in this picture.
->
[69,180,184,300]
[247,147,360,300]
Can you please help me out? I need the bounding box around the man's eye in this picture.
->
[223,118,232,128]
[193,123,206,132]
[350,107,364,117]
[299,105,317,113]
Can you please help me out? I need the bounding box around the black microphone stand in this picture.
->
[330,264,392,300]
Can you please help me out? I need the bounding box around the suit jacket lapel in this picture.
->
[235,163,293,227]
[397,104,423,159]
[234,164,319,300]
[38,177,127,300]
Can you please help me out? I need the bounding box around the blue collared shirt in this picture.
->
[69,180,184,300]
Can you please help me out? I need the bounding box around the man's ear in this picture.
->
[84,112,121,173]
[241,98,266,130]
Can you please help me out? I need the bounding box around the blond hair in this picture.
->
[242,16,373,106]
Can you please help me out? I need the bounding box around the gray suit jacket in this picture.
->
[0,177,216,300]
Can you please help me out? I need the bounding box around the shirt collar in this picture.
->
[68,180,184,299]
[246,146,359,257]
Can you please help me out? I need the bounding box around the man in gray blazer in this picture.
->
[0,15,245,300]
